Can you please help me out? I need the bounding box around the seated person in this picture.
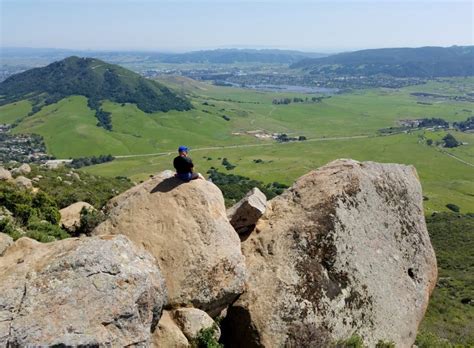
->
[173,145,204,182]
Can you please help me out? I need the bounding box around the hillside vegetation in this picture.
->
[0,56,192,129]
[291,46,474,77]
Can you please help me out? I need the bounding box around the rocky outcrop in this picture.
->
[152,310,190,348]
[11,164,31,176]
[222,159,437,348]
[227,187,266,234]
[60,201,95,232]
[0,235,167,347]
[173,308,220,342]
[14,176,33,189]
[0,167,12,181]
[0,233,13,256]
[93,171,246,316]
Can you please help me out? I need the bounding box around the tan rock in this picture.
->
[173,308,220,342]
[0,167,12,181]
[227,187,266,234]
[93,171,246,316]
[59,202,95,232]
[0,235,167,347]
[223,159,437,348]
[14,176,33,189]
[152,310,189,348]
[11,164,31,176]
[0,233,13,256]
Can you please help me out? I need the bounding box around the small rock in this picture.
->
[14,176,33,189]
[173,308,220,342]
[227,187,266,234]
[63,180,72,186]
[152,310,190,348]
[56,176,62,182]
[0,167,12,181]
[0,233,13,256]
[72,173,81,181]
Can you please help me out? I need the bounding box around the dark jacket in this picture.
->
[173,155,194,174]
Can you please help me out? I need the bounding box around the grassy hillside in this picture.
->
[0,56,191,129]
[291,46,474,77]
[417,213,474,347]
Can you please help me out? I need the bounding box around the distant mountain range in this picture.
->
[291,46,474,78]
[0,56,192,129]
[1,47,327,65]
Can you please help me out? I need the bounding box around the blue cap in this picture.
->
[178,145,189,152]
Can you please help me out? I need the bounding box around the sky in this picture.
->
[1,0,473,52]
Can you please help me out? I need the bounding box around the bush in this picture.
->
[26,219,70,242]
[446,203,460,212]
[193,325,222,348]
[74,207,105,236]
[335,334,365,348]
[375,340,395,348]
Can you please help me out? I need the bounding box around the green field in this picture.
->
[1,77,473,213]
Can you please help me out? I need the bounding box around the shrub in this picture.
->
[415,331,453,348]
[335,334,365,348]
[27,219,70,242]
[375,340,395,348]
[193,324,222,348]
[74,207,105,236]
[446,203,460,212]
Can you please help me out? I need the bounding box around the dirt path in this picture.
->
[114,135,371,159]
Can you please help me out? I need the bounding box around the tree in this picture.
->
[442,134,460,148]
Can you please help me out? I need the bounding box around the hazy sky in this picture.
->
[1,0,473,52]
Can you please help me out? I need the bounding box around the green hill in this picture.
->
[291,46,474,78]
[0,56,192,129]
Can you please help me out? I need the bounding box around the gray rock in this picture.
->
[0,235,167,346]
[93,171,246,317]
[227,187,266,234]
[0,167,12,181]
[223,159,437,348]
[0,233,13,256]
[173,308,220,342]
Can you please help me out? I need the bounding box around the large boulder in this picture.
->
[60,201,96,232]
[227,187,267,234]
[0,235,167,346]
[222,159,437,348]
[0,167,12,181]
[93,171,246,316]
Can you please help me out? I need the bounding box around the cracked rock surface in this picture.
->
[0,235,166,347]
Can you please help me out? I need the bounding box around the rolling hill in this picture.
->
[0,56,192,129]
[291,46,474,77]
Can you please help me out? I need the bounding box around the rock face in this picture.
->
[60,201,96,232]
[173,308,220,342]
[0,235,167,347]
[93,171,246,316]
[223,159,437,348]
[0,167,12,181]
[0,233,13,256]
[227,187,267,234]
[14,176,33,189]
